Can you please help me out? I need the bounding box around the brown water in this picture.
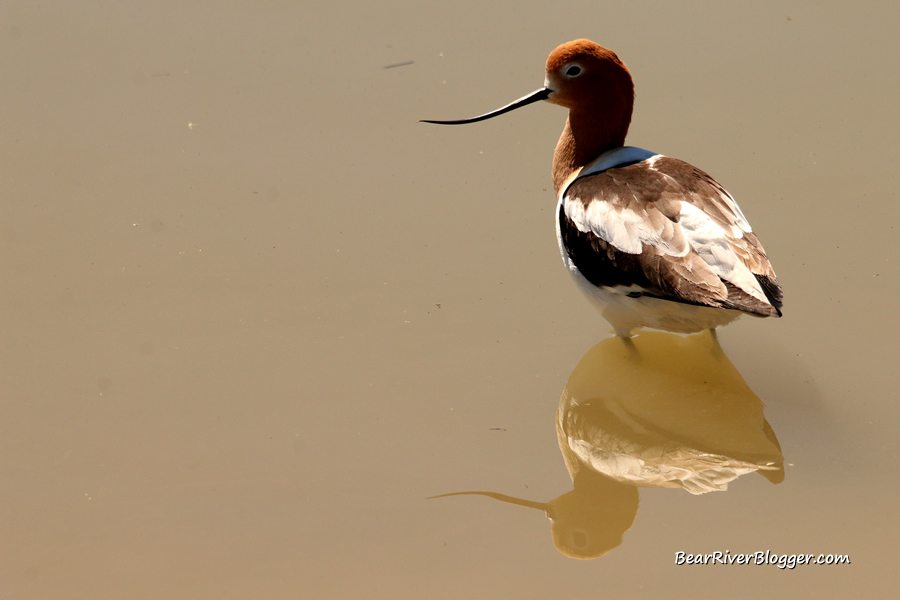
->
[3,1,898,598]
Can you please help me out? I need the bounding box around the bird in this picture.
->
[422,39,782,338]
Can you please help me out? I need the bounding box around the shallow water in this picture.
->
[3,1,898,597]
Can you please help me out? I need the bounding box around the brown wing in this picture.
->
[559,156,782,316]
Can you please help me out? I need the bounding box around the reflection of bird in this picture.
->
[559,330,784,493]
[428,479,638,561]
[428,331,782,559]
[423,40,782,337]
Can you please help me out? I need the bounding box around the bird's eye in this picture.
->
[565,65,582,77]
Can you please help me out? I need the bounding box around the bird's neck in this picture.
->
[552,109,630,194]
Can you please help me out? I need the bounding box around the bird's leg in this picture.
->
[708,327,724,355]
[619,334,641,360]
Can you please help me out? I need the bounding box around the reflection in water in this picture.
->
[431,331,784,559]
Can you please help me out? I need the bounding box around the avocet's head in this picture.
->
[543,39,634,115]
[420,39,634,126]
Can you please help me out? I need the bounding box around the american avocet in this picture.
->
[423,40,783,338]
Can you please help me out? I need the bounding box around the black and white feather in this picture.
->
[555,147,782,336]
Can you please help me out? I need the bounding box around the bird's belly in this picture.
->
[566,267,742,336]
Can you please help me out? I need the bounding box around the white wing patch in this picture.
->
[677,203,768,303]
[565,199,660,255]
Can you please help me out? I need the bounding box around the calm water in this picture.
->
[3,1,898,598]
